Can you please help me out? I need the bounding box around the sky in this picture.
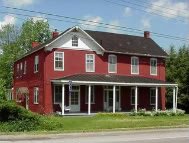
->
[0,0,189,51]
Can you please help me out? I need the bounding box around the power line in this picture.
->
[0,7,189,42]
[103,0,187,23]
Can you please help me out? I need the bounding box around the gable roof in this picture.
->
[16,26,167,62]
[85,30,168,57]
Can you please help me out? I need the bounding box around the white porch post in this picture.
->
[61,84,65,115]
[176,86,178,109]
[135,86,138,113]
[155,87,158,112]
[88,85,91,115]
[113,85,116,113]
[173,87,176,113]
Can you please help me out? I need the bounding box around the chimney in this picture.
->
[52,29,59,38]
[144,31,150,38]
[32,41,40,48]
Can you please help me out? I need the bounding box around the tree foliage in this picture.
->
[166,45,189,113]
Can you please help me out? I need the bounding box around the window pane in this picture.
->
[55,86,62,103]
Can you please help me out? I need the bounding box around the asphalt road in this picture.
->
[0,128,189,143]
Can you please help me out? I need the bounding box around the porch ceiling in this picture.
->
[51,74,177,87]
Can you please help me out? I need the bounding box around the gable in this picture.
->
[45,27,104,55]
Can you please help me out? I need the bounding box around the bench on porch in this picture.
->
[53,104,71,114]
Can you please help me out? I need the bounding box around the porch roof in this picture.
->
[51,74,177,87]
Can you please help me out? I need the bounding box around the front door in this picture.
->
[69,86,80,112]
[104,86,120,112]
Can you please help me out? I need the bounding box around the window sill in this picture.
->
[131,73,139,75]
[85,103,95,104]
[34,71,38,73]
[54,69,64,71]
[150,74,157,76]
[34,103,39,105]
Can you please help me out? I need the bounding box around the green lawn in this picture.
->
[38,114,189,132]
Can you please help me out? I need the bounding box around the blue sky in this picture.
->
[0,0,188,51]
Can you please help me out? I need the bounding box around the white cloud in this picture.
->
[2,0,34,7]
[32,15,47,23]
[81,15,103,30]
[148,0,189,21]
[124,7,132,16]
[0,15,16,30]
[106,20,120,33]
[141,18,151,30]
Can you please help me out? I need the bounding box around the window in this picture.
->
[86,54,95,72]
[72,35,78,47]
[85,86,95,104]
[34,55,39,73]
[131,87,138,105]
[150,88,156,105]
[54,52,64,71]
[20,62,23,73]
[108,55,117,73]
[16,64,19,75]
[34,87,39,104]
[54,85,62,103]
[131,57,139,74]
[24,61,27,74]
[150,58,157,75]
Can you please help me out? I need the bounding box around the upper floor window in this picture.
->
[24,61,27,74]
[131,87,139,105]
[54,52,64,71]
[150,88,156,105]
[16,64,19,74]
[108,55,117,73]
[20,62,23,73]
[34,87,39,104]
[72,35,78,47]
[86,54,95,72]
[85,86,95,104]
[150,58,157,75]
[34,55,39,73]
[131,56,139,74]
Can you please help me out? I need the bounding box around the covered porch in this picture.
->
[52,74,178,115]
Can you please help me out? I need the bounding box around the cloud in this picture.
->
[32,15,47,23]
[141,18,151,30]
[148,0,189,21]
[0,15,16,30]
[105,20,120,33]
[81,15,103,30]
[2,0,34,7]
[124,7,132,16]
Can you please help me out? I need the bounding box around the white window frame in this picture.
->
[34,87,39,104]
[72,35,78,47]
[24,61,27,74]
[150,58,157,76]
[108,54,117,73]
[34,55,39,73]
[85,54,95,72]
[131,56,139,75]
[85,86,95,104]
[20,62,23,72]
[150,88,156,105]
[54,52,64,71]
[131,87,139,105]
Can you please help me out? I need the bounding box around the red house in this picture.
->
[13,26,178,115]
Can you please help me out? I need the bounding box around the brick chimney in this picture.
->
[52,29,59,38]
[144,31,150,38]
[32,41,40,48]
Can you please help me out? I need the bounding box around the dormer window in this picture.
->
[72,35,78,47]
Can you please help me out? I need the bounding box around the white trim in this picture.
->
[85,54,95,72]
[131,56,139,75]
[113,85,116,113]
[88,85,91,115]
[34,87,39,104]
[108,54,117,73]
[61,84,65,115]
[54,51,64,71]
[85,85,95,104]
[150,88,156,105]
[131,87,138,105]
[135,86,138,112]
[52,80,178,87]
[155,86,158,111]
[150,58,157,76]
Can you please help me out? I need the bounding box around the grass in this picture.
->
[0,113,189,133]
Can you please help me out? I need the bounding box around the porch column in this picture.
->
[155,87,158,112]
[88,85,91,115]
[176,86,178,109]
[61,84,65,115]
[135,86,138,113]
[173,87,176,113]
[113,85,116,113]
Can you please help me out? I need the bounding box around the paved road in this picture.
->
[0,128,189,143]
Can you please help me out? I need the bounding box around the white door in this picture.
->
[69,86,80,112]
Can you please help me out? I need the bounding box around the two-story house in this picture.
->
[13,26,178,115]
